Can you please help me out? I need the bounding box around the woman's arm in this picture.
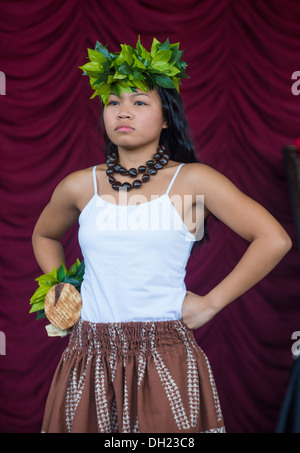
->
[181,164,292,330]
[32,172,83,274]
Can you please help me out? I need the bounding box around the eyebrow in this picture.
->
[131,93,150,97]
[108,92,150,99]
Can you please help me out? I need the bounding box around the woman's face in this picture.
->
[103,88,167,151]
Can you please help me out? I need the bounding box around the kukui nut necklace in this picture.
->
[105,145,170,191]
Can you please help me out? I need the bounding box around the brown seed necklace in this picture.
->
[105,145,170,191]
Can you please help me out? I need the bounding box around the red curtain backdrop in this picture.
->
[1,0,300,433]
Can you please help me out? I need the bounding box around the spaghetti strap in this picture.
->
[92,165,98,195]
[165,163,185,195]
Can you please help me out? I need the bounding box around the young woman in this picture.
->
[32,39,292,433]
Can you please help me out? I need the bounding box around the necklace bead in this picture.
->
[119,167,128,175]
[128,168,138,178]
[106,168,114,176]
[132,179,142,188]
[146,160,155,167]
[141,173,150,183]
[160,157,169,166]
[112,181,122,190]
[154,161,163,170]
[138,165,147,173]
[147,167,157,175]
[121,182,132,190]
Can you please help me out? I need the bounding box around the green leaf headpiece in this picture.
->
[79,36,189,106]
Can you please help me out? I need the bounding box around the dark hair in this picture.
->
[100,86,217,255]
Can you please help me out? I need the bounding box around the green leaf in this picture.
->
[30,285,52,303]
[67,261,78,276]
[35,274,58,286]
[112,82,121,97]
[29,301,45,313]
[118,44,134,66]
[152,73,177,89]
[91,73,110,85]
[87,48,107,64]
[116,80,133,93]
[144,73,156,90]
[94,41,112,61]
[136,35,143,54]
[79,61,102,75]
[152,50,172,65]
[136,36,151,61]
[36,266,57,282]
[30,296,45,306]
[159,39,171,51]
[90,90,101,100]
[132,55,147,70]
[101,90,110,106]
[164,65,181,77]
[172,76,179,92]
[116,62,133,76]
[63,276,81,286]
[177,69,189,80]
[170,41,180,51]
[131,68,147,81]
[151,38,159,55]
[75,260,85,280]
[150,61,171,73]
[113,72,128,81]
[126,82,138,92]
[91,83,110,100]
[36,309,46,320]
[57,265,66,282]
[131,79,149,92]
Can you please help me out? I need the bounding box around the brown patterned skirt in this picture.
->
[41,319,225,433]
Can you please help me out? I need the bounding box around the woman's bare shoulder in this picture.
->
[183,162,220,176]
[57,166,95,188]
[50,166,97,206]
[182,162,247,211]
[182,162,224,190]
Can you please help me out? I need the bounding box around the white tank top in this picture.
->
[78,163,197,323]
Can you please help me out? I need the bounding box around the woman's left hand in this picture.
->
[181,290,218,330]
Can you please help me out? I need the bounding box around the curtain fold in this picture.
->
[0,0,300,433]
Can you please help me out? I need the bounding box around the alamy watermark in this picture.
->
[291,331,300,357]
[95,192,205,242]
[0,331,6,355]
[291,71,300,96]
[0,71,6,95]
